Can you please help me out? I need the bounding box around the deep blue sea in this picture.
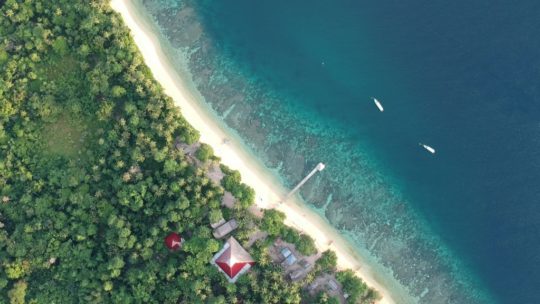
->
[141,0,540,303]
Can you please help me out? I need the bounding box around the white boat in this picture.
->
[419,143,436,154]
[372,97,384,112]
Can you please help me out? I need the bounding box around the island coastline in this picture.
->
[110,0,411,303]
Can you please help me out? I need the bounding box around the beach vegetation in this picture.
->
[282,226,317,256]
[316,250,338,273]
[195,142,214,162]
[336,269,381,303]
[261,209,286,236]
[261,210,317,255]
[221,165,255,209]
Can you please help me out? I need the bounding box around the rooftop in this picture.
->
[211,237,255,283]
[212,219,238,239]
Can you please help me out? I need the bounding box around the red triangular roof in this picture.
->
[164,232,182,250]
[214,237,254,279]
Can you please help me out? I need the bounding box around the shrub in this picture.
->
[195,143,213,162]
[209,209,223,224]
[335,270,381,303]
[52,36,68,55]
[111,85,127,97]
[281,227,317,256]
[316,250,337,273]
[260,209,286,237]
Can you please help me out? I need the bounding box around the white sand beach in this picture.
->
[110,1,398,303]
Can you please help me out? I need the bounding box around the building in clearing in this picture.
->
[212,219,238,239]
[211,237,255,283]
[281,253,297,267]
[164,232,183,251]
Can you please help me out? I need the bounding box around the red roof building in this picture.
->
[211,237,254,282]
[164,232,183,251]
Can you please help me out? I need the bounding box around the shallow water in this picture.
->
[141,0,540,303]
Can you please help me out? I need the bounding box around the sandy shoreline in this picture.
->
[110,1,398,303]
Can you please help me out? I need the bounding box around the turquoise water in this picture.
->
[140,0,540,303]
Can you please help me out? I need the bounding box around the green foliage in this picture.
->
[234,268,302,304]
[207,295,226,304]
[0,0,225,301]
[4,261,29,280]
[195,143,214,162]
[177,123,200,144]
[261,209,286,237]
[221,167,255,209]
[281,227,317,256]
[97,101,114,121]
[221,168,241,190]
[209,209,223,224]
[261,210,316,255]
[315,291,340,304]
[335,270,380,304]
[52,36,68,55]
[0,49,8,65]
[336,270,363,302]
[111,85,127,97]
[0,1,377,303]
[316,250,338,273]
[8,281,27,304]
[328,296,341,304]
[41,114,92,157]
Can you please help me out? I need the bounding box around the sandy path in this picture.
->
[110,1,398,303]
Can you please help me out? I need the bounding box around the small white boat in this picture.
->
[419,143,436,154]
[372,97,384,112]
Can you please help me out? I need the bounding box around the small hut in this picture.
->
[164,232,183,251]
[212,219,238,239]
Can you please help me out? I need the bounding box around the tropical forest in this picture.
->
[0,1,379,303]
